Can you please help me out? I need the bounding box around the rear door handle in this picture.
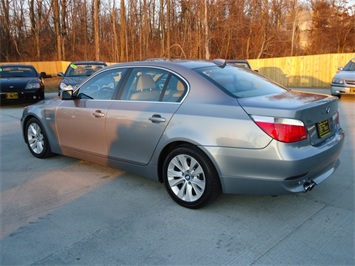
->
[149,114,166,123]
[92,110,105,118]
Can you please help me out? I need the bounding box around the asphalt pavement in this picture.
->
[0,89,354,265]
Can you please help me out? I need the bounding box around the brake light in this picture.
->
[251,116,307,143]
[333,111,340,125]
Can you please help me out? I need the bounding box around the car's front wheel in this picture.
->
[162,144,221,208]
[25,118,52,158]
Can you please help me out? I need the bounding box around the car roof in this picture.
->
[69,61,107,65]
[0,64,36,68]
[226,59,249,63]
[107,59,217,70]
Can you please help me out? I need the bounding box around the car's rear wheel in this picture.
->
[25,118,52,158]
[162,144,221,208]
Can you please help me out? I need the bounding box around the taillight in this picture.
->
[251,115,308,143]
[333,111,340,125]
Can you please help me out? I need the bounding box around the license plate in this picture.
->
[350,88,355,93]
[317,119,331,138]
[6,92,18,99]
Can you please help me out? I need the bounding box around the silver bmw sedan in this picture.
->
[21,59,345,208]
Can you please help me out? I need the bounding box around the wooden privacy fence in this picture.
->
[249,53,355,88]
[1,53,354,88]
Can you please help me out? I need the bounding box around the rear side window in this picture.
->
[195,65,286,98]
[120,67,187,102]
[162,75,187,102]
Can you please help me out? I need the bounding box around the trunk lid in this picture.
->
[237,90,340,146]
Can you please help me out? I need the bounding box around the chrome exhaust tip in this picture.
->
[304,181,316,192]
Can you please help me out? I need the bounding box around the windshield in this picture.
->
[65,63,106,77]
[0,66,37,78]
[343,59,355,71]
[195,65,287,98]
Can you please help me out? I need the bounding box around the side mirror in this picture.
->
[61,90,74,100]
[57,72,64,77]
[40,72,50,78]
[337,67,344,71]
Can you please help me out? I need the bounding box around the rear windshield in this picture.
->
[195,65,287,98]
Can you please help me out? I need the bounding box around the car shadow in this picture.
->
[258,67,329,88]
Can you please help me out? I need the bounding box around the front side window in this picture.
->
[76,68,126,100]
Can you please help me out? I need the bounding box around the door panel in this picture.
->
[105,101,180,164]
[56,100,113,156]
[55,68,125,156]
[105,67,187,165]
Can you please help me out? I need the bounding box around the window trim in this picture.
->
[116,66,189,103]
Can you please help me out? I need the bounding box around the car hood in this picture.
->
[61,76,88,86]
[0,77,40,91]
[333,71,355,79]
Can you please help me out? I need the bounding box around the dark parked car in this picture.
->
[330,58,355,98]
[21,59,344,208]
[57,61,107,95]
[0,64,46,103]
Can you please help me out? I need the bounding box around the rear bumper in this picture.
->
[203,128,345,195]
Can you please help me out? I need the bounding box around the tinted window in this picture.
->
[195,65,286,98]
[161,75,187,102]
[76,68,125,100]
[121,67,187,102]
[65,63,106,77]
[0,66,37,78]
[343,59,355,71]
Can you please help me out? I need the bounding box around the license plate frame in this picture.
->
[6,92,19,99]
[317,119,331,138]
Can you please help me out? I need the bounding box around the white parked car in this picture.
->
[330,58,355,98]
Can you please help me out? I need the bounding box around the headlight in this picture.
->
[332,78,344,85]
[59,82,69,90]
[60,83,74,91]
[25,82,41,89]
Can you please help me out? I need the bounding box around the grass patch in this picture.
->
[44,76,61,93]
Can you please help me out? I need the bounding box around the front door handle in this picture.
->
[149,114,166,123]
[92,110,105,118]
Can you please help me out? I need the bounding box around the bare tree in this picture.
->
[93,0,100,60]
[204,0,210,59]
[0,0,354,62]
[52,0,62,60]
[111,0,119,62]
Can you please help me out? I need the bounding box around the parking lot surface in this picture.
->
[0,90,354,265]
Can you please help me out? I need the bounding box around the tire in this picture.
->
[162,144,221,209]
[25,118,53,158]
